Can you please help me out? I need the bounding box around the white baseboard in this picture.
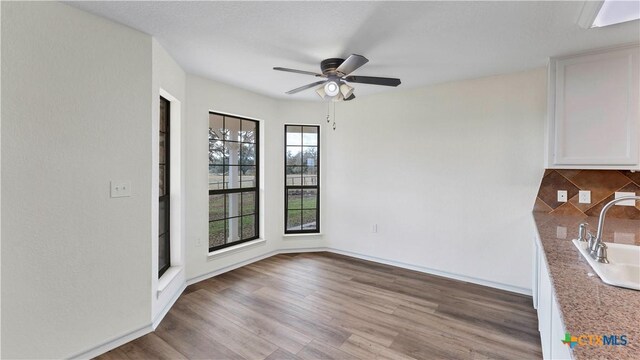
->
[187,249,279,286]
[69,324,153,360]
[325,248,532,296]
[80,245,530,359]
[186,246,327,286]
[152,283,186,329]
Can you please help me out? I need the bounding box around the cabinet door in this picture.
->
[550,297,572,360]
[538,253,552,359]
[548,45,639,168]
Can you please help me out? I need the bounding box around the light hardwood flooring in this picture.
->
[96,252,542,360]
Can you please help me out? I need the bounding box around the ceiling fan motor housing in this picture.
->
[320,58,345,75]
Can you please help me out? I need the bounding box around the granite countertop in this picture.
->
[532,213,640,360]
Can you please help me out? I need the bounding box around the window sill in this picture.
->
[157,266,183,297]
[283,233,322,238]
[208,238,266,260]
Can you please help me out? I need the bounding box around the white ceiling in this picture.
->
[68,1,640,101]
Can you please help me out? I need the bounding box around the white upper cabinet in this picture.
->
[546,44,640,169]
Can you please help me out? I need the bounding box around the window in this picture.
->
[209,112,259,251]
[285,125,320,233]
[159,96,170,277]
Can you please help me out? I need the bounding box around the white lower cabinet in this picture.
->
[551,298,572,360]
[534,234,572,360]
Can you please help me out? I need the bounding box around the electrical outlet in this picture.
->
[557,190,568,203]
[578,190,591,204]
[615,192,636,206]
[110,180,131,198]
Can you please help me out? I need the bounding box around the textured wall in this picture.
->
[533,170,640,219]
[1,2,152,358]
[322,68,547,293]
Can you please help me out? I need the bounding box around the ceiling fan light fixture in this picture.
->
[315,86,326,99]
[324,81,340,97]
[339,83,354,98]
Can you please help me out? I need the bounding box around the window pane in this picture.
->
[159,200,167,234]
[209,220,225,248]
[286,126,302,146]
[302,210,317,229]
[241,192,255,215]
[226,143,240,166]
[159,233,169,269]
[160,103,168,133]
[226,165,241,189]
[302,189,317,209]
[286,166,302,185]
[209,165,225,190]
[287,189,302,210]
[241,144,256,166]
[286,146,302,166]
[209,194,225,221]
[241,120,256,143]
[241,215,255,239]
[209,140,226,165]
[159,165,166,196]
[303,166,317,185]
[225,117,241,141]
[225,193,240,218]
[240,166,256,188]
[226,217,242,243]
[209,114,224,140]
[159,133,167,164]
[287,210,302,231]
[303,147,317,167]
[302,127,318,146]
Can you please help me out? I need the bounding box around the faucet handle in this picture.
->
[577,223,589,242]
[593,243,610,264]
[587,232,598,253]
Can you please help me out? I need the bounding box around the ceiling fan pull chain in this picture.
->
[326,102,330,123]
[332,102,336,130]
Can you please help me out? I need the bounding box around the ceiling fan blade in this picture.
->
[335,54,369,76]
[273,67,324,77]
[344,93,356,101]
[344,75,401,87]
[286,80,327,95]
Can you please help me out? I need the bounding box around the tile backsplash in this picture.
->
[533,170,640,219]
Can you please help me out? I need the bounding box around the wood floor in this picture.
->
[97,252,542,360]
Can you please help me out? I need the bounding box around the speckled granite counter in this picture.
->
[532,213,640,360]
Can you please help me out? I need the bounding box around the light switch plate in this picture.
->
[614,192,636,206]
[578,190,591,204]
[557,190,568,203]
[111,181,132,198]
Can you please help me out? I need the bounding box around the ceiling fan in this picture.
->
[274,54,401,101]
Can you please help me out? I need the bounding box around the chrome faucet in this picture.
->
[587,195,640,264]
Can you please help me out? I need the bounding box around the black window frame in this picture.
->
[159,96,171,278]
[208,112,260,252]
[284,125,320,234]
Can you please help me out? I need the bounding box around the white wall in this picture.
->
[1,2,152,358]
[323,68,547,292]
